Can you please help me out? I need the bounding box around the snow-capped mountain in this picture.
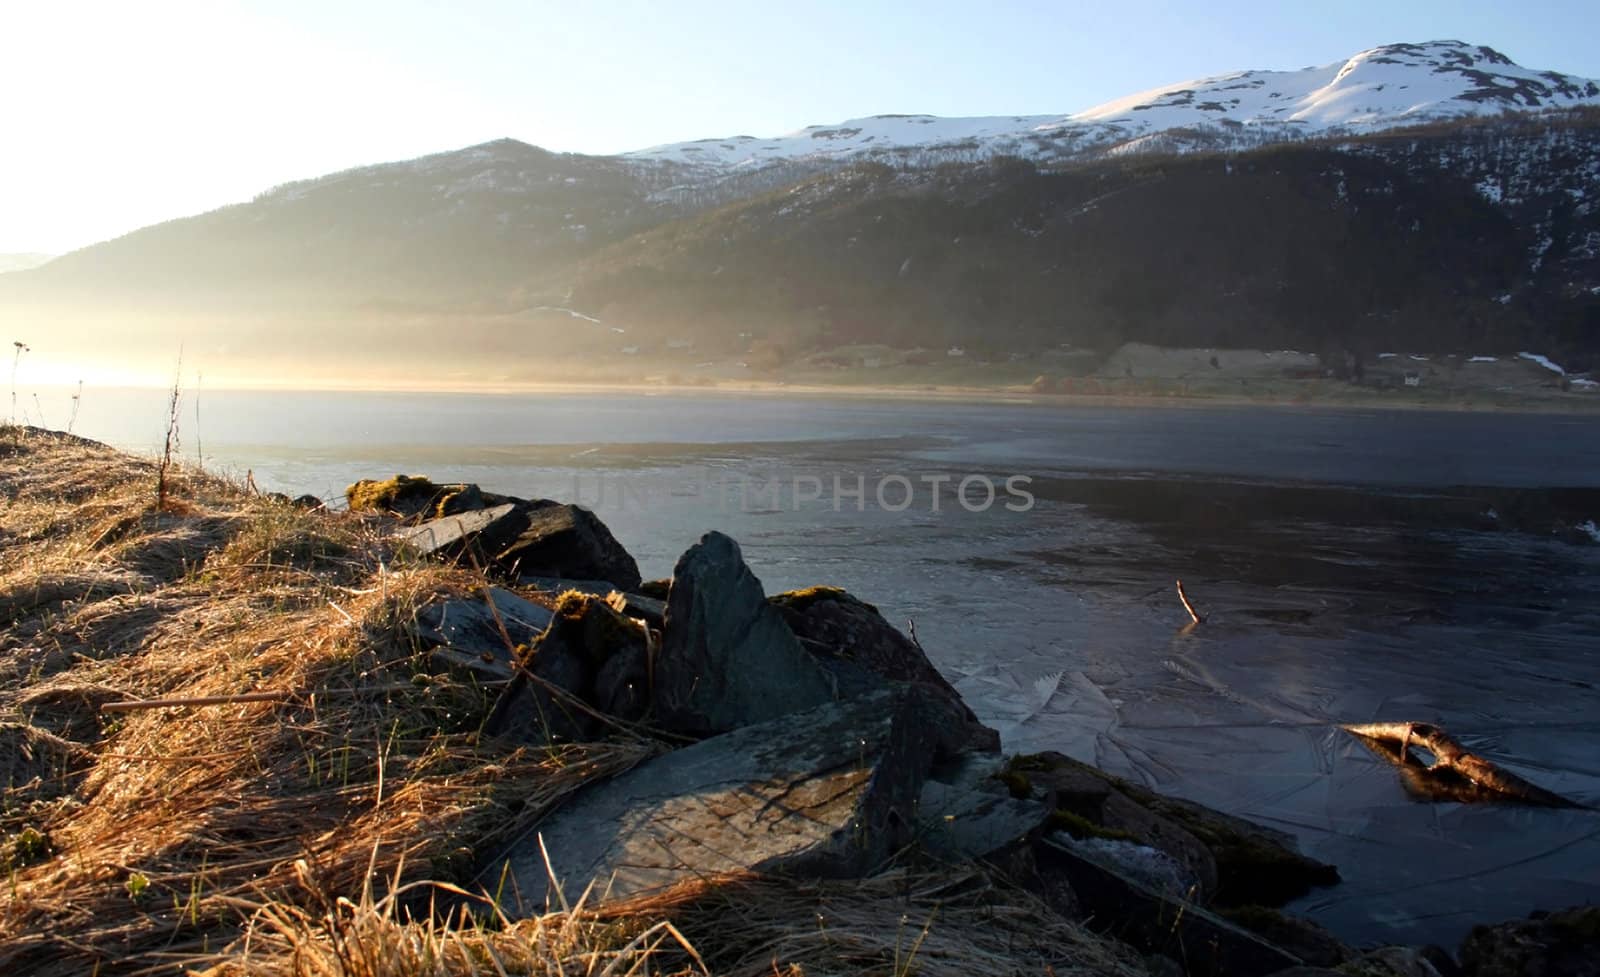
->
[625,41,1600,169]
[4,39,1597,380]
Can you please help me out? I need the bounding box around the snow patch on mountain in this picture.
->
[625,41,1600,170]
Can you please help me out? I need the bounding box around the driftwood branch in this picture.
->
[1342,721,1584,808]
[1175,579,1205,625]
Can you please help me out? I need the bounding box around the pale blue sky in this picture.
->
[4,0,1597,254]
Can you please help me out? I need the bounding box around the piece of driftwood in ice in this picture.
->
[1175,579,1205,624]
[1342,721,1585,808]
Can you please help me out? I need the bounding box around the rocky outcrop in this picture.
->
[346,475,516,521]
[1033,834,1303,977]
[484,591,651,741]
[396,503,530,567]
[1216,906,1351,970]
[410,586,554,678]
[479,688,937,912]
[771,586,1000,756]
[1459,906,1600,977]
[384,484,641,591]
[1009,751,1339,908]
[915,754,1052,859]
[500,504,641,591]
[653,532,839,736]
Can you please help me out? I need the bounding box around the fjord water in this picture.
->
[58,386,1600,947]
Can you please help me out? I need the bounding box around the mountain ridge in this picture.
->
[623,41,1600,169]
[3,41,1597,385]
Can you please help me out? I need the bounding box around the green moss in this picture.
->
[345,474,444,514]
[1153,801,1339,906]
[996,769,1032,799]
[551,591,641,665]
[1047,809,1137,843]
[4,826,54,869]
[769,586,874,614]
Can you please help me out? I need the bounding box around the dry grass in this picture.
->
[608,866,1151,977]
[0,424,1148,977]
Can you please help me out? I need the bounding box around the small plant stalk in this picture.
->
[158,353,183,510]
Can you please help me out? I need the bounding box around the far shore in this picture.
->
[35,374,1600,415]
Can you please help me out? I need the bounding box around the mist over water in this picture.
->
[46,385,1600,947]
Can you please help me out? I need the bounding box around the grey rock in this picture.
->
[916,778,1050,859]
[480,689,936,913]
[636,578,671,600]
[771,586,1000,757]
[1034,834,1302,977]
[1358,946,1446,977]
[1050,762,1218,899]
[593,639,650,720]
[395,499,640,593]
[436,483,485,515]
[1059,836,1197,898]
[986,841,1082,920]
[608,591,666,630]
[497,505,641,591]
[654,531,837,735]
[1218,907,1350,969]
[397,504,526,565]
[1459,905,1600,977]
[411,588,554,679]
[346,476,500,521]
[1020,750,1337,907]
[485,592,650,743]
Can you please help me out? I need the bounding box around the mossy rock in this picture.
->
[997,768,1033,799]
[1010,750,1338,908]
[635,578,672,600]
[1047,808,1139,843]
[1147,800,1340,907]
[768,585,866,614]
[1461,905,1600,977]
[548,591,643,668]
[1218,905,1350,968]
[346,475,447,517]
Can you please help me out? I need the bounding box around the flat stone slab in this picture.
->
[1035,835,1302,977]
[916,778,1050,859]
[396,504,525,564]
[480,689,935,914]
[411,588,554,679]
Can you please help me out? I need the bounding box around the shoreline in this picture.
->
[30,375,1600,415]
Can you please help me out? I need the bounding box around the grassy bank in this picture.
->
[0,426,1146,976]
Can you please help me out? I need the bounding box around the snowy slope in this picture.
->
[625,41,1600,169]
